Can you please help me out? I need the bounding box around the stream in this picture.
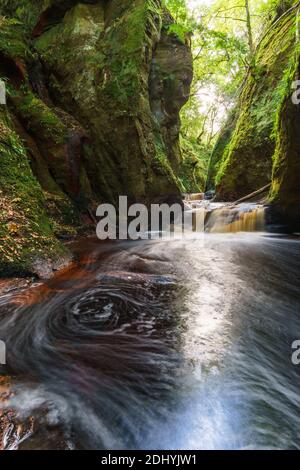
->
[0,204,300,450]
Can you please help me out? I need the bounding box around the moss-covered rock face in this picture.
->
[32,0,193,203]
[177,136,206,193]
[0,107,71,277]
[149,10,193,173]
[209,2,298,202]
[269,46,300,230]
[0,0,193,276]
[206,0,300,229]
[206,109,237,191]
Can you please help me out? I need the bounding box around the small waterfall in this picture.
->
[184,197,266,233]
[206,203,266,233]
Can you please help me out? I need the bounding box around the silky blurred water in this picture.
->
[0,233,300,449]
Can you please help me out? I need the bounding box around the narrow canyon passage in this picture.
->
[0,229,300,449]
[1,0,300,457]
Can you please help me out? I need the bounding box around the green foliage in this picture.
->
[165,0,281,184]
[167,23,187,43]
[213,2,297,198]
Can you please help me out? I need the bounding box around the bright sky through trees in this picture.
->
[166,0,278,169]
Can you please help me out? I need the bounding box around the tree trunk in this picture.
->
[245,0,254,62]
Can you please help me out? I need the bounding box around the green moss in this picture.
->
[100,1,164,107]
[43,191,82,237]
[15,91,66,144]
[100,1,147,107]
[178,136,207,192]
[166,23,186,44]
[0,108,68,276]
[0,0,190,274]
[0,16,29,60]
[0,0,43,30]
[35,3,104,112]
[10,88,86,199]
[152,136,180,187]
[269,42,300,208]
[214,8,297,200]
[206,109,237,190]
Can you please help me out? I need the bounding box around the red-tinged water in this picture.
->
[0,232,300,449]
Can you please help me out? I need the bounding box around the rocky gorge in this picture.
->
[0,0,300,452]
[0,0,195,277]
[1,0,300,278]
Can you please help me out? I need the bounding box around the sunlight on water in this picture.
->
[0,228,300,449]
